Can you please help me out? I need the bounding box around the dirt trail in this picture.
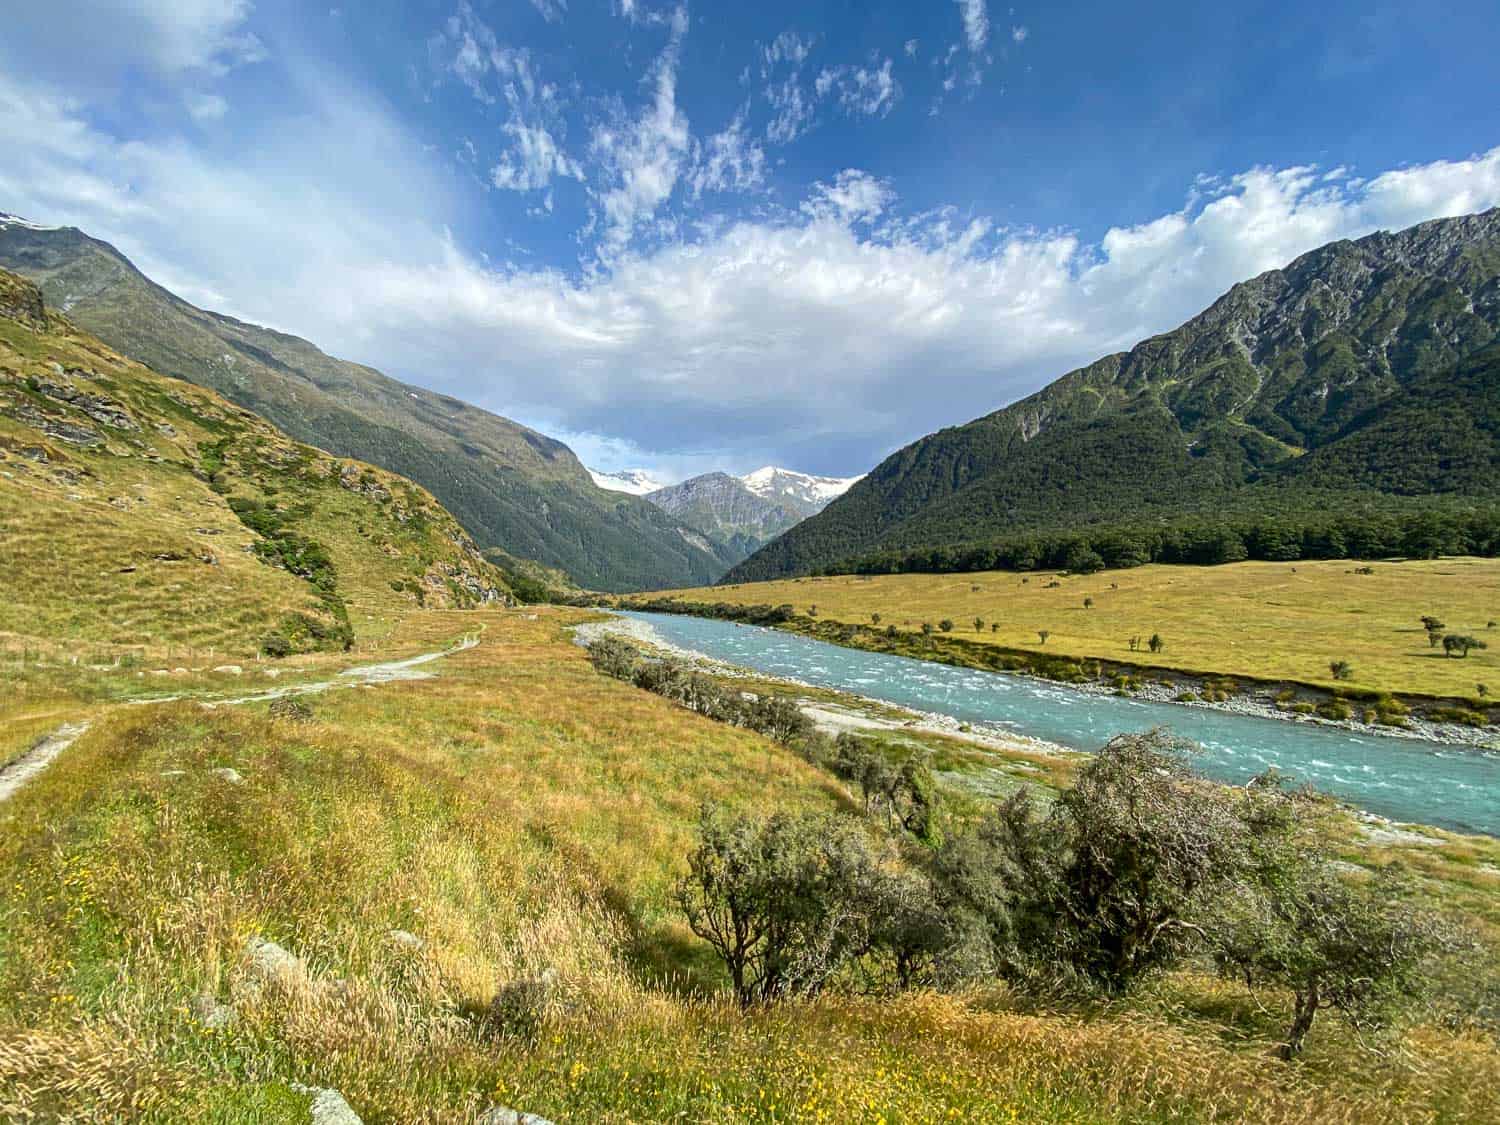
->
[0,722,92,803]
[0,634,481,805]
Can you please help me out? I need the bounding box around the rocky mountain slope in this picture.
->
[0,216,731,592]
[728,209,1500,581]
[0,267,509,657]
[644,472,805,562]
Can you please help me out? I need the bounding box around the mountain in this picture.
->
[740,466,862,516]
[588,467,670,496]
[0,266,507,657]
[644,472,805,562]
[727,209,1500,582]
[0,215,730,593]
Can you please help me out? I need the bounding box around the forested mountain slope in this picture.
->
[0,216,732,592]
[728,209,1500,581]
[0,267,508,657]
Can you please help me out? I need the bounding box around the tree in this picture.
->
[921,622,933,636]
[678,807,882,1007]
[1213,859,1453,1058]
[871,612,881,625]
[1148,633,1165,654]
[938,731,1254,994]
[939,619,954,633]
[1328,660,1354,681]
[1422,616,1447,648]
[1083,597,1094,609]
[974,617,985,633]
[991,622,1000,633]
[1444,634,1487,658]
[1063,544,1106,575]
[1037,629,1050,645]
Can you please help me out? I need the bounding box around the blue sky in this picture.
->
[2,1,1499,482]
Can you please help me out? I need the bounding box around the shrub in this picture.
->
[939,619,954,633]
[1444,634,1488,658]
[1328,660,1354,681]
[678,807,885,1006]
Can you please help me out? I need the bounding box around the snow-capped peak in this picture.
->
[739,466,862,506]
[588,467,671,497]
[0,213,63,232]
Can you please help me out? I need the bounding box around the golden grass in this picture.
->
[680,559,1500,699]
[1,607,1496,1121]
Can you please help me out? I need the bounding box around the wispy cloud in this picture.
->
[816,58,901,119]
[689,109,766,197]
[956,0,989,54]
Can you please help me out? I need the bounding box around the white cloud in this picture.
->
[589,6,692,253]
[4,52,1499,478]
[529,0,567,23]
[1011,25,1029,44]
[904,39,920,58]
[816,58,900,119]
[689,110,767,197]
[956,0,990,54]
[762,31,814,73]
[185,92,229,122]
[765,77,814,144]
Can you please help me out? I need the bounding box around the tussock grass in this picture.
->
[687,559,1500,699]
[1,609,1496,1121]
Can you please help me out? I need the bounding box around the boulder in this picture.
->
[477,1108,555,1125]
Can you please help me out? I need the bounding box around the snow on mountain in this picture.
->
[0,213,63,232]
[588,467,671,496]
[739,466,862,511]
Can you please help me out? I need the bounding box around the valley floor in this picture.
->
[671,558,1500,717]
[2,606,1498,1122]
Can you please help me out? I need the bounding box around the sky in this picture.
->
[2,1,1499,484]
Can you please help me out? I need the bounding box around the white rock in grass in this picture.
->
[477,1108,555,1125]
[211,767,245,785]
[291,1084,363,1125]
[386,928,424,951]
[244,936,304,985]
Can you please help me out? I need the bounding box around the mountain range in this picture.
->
[643,467,861,563]
[0,266,506,655]
[727,209,1500,582]
[0,216,733,594]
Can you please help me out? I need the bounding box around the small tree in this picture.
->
[1328,660,1353,681]
[1083,597,1094,609]
[871,612,881,625]
[678,807,882,1007]
[1037,629,1050,645]
[1443,634,1487,658]
[990,622,999,633]
[974,617,985,633]
[1423,616,1446,648]
[808,605,818,617]
[939,619,954,633]
[1129,636,1141,652]
[1478,683,1489,699]
[1148,633,1164,654]
[1214,862,1453,1058]
[921,622,933,637]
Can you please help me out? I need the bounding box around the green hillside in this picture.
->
[0,219,733,592]
[728,209,1500,582]
[0,267,508,659]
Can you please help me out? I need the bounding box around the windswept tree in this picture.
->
[1444,634,1488,658]
[939,619,954,633]
[1037,629,1050,645]
[1423,616,1447,647]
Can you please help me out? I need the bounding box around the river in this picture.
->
[620,611,1500,836]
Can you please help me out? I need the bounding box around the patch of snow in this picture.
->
[0,212,62,232]
[739,466,863,506]
[588,467,670,496]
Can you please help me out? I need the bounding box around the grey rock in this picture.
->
[211,767,245,784]
[244,936,304,984]
[189,992,236,1030]
[386,929,424,951]
[477,1107,555,1125]
[290,1084,363,1125]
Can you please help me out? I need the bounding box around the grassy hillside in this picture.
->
[3,607,1497,1121]
[729,210,1500,582]
[0,267,508,662]
[0,219,733,592]
[672,558,1500,700]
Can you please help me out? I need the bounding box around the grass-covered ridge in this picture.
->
[0,267,509,661]
[3,607,1498,1122]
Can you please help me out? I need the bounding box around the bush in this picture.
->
[678,807,885,1006]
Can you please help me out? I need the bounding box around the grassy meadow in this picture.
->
[3,605,1500,1122]
[681,558,1500,700]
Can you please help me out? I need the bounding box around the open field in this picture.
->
[3,605,1499,1121]
[675,558,1500,700]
